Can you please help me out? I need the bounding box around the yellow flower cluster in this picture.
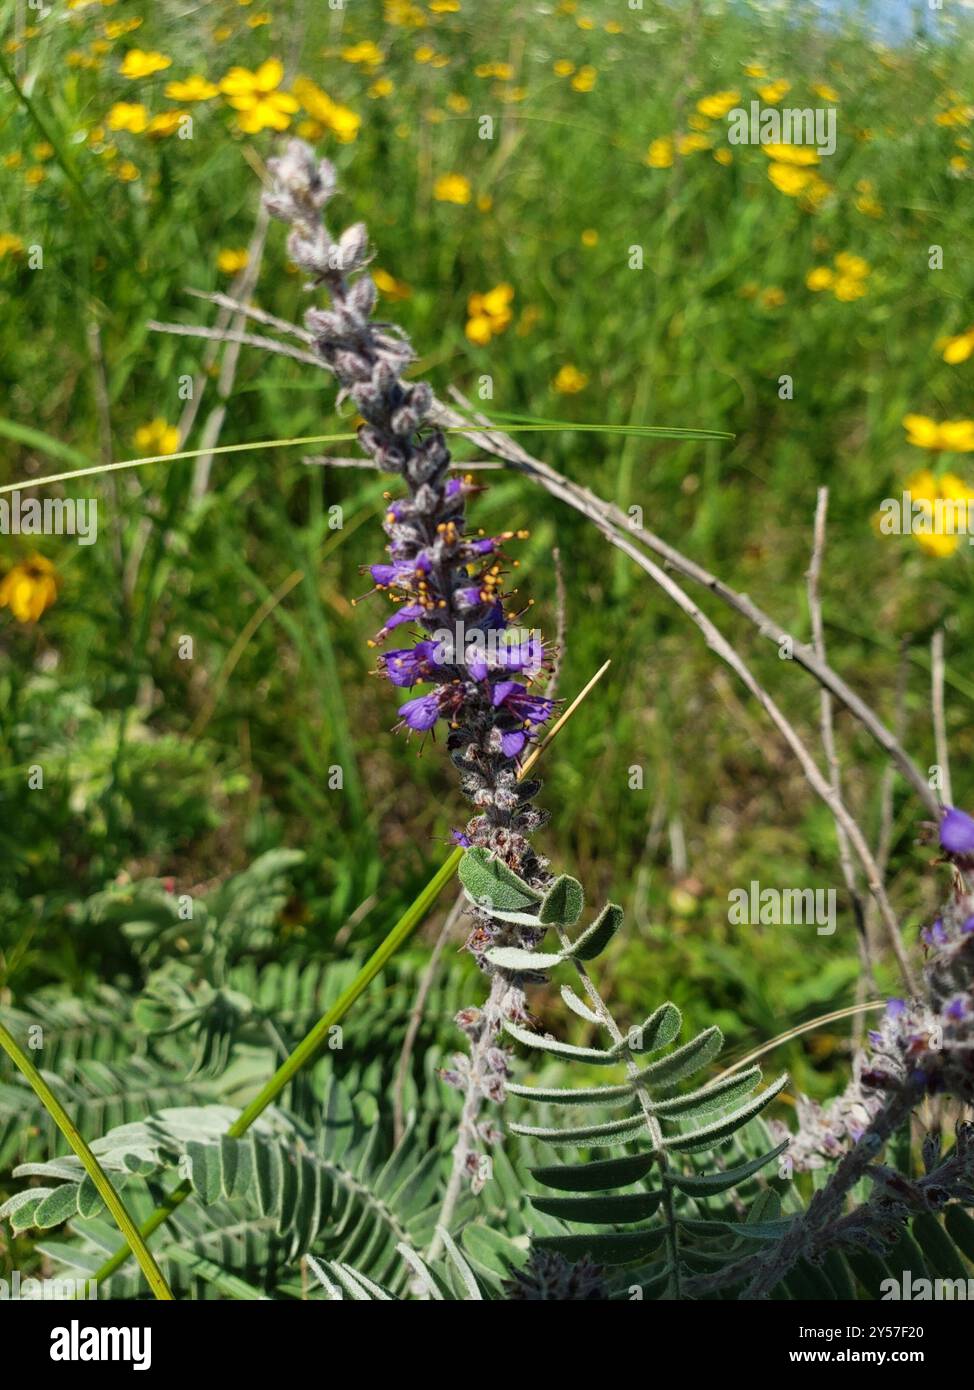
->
[806,252,870,301]
[902,469,974,557]
[0,554,57,623]
[466,284,514,344]
[764,143,829,205]
[134,418,180,455]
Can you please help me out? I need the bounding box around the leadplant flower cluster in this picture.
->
[264,141,558,1183]
[776,805,974,1174]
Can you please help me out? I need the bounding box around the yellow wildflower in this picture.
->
[217,248,249,274]
[221,59,298,134]
[756,79,791,103]
[147,109,188,137]
[292,77,360,142]
[434,172,471,204]
[806,267,834,291]
[385,0,427,24]
[119,49,172,79]
[342,40,383,65]
[553,59,574,76]
[713,148,733,166]
[762,142,819,166]
[645,136,674,169]
[134,418,180,454]
[696,90,740,120]
[466,283,514,343]
[571,65,597,92]
[372,267,411,301]
[676,133,710,154]
[580,228,598,247]
[903,415,974,453]
[0,233,24,258]
[811,83,839,102]
[940,329,974,365]
[553,364,588,395]
[107,101,149,133]
[744,63,767,78]
[369,77,395,98]
[0,554,58,623]
[429,0,461,10]
[164,75,219,101]
[767,162,814,196]
[834,251,870,279]
[446,92,470,112]
[25,166,46,186]
[760,287,786,308]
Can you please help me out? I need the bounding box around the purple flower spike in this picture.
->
[940,807,974,857]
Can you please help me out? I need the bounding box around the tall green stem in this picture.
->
[0,1020,174,1301]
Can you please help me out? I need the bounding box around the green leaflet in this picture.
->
[539,875,585,926]
[502,1018,620,1065]
[912,1213,969,1281]
[530,1153,657,1192]
[666,1140,789,1196]
[535,1228,668,1265]
[661,1074,788,1153]
[650,1066,761,1118]
[560,985,602,1024]
[637,1024,722,1086]
[485,948,564,972]
[568,903,624,961]
[510,1113,649,1147]
[530,1189,664,1224]
[506,1078,634,1107]
[457,846,542,914]
[944,1205,974,1263]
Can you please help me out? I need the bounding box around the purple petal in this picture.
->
[491,680,524,707]
[940,807,974,856]
[500,729,528,757]
[398,694,440,731]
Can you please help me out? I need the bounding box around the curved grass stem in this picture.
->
[0,1019,174,1301]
